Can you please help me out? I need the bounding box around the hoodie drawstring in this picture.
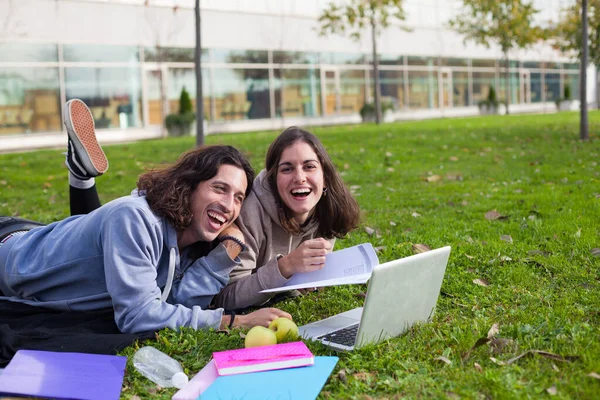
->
[161,247,176,302]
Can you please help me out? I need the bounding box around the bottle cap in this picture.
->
[171,371,189,389]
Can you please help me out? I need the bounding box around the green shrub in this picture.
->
[478,86,502,109]
[179,87,193,114]
[165,87,195,136]
[359,100,394,120]
[563,84,571,100]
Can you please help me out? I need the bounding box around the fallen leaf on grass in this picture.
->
[473,278,489,287]
[490,350,579,366]
[352,371,373,381]
[489,338,514,354]
[462,323,501,360]
[588,372,600,379]
[434,356,452,365]
[485,210,507,220]
[337,369,347,383]
[449,156,459,161]
[528,249,551,256]
[465,254,475,260]
[238,332,246,338]
[487,323,499,338]
[500,235,513,243]
[474,362,482,372]
[374,246,386,253]
[546,385,557,396]
[364,227,375,236]
[411,212,421,218]
[389,221,396,226]
[412,243,432,254]
[426,175,442,182]
[591,248,600,257]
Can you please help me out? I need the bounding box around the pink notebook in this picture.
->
[212,341,314,376]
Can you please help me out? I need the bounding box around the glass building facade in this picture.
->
[0,42,581,136]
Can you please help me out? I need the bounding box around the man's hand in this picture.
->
[230,308,293,329]
[277,238,332,278]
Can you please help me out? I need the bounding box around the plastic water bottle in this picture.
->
[132,346,189,389]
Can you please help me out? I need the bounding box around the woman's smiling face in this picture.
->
[276,140,325,224]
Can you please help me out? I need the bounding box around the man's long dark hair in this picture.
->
[264,126,360,238]
[137,145,254,232]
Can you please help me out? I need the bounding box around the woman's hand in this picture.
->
[277,238,332,278]
[218,224,245,259]
[233,308,293,328]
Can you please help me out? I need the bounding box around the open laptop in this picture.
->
[298,246,451,351]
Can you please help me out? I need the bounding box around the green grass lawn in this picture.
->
[1,112,599,399]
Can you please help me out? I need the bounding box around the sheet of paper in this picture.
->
[260,243,378,293]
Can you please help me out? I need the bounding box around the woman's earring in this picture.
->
[322,187,328,197]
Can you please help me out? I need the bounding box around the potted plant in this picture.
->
[165,87,195,136]
[359,100,395,122]
[555,84,579,111]
[478,86,506,115]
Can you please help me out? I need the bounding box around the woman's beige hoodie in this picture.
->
[212,170,335,310]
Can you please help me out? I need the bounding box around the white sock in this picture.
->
[69,173,96,189]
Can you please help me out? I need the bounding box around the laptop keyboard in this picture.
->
[317,324,359,347]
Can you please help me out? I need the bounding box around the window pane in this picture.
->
[65,67,143,128]
[545,62,561,70]
[408,70,438,109]
[563,74,579,98]
[0,43,57,62]
[0,68,61,134]
[544,72,560,101]
[168,68,210,120]
[144,47,208,63]
[369,70,403,109]
[407,56,435,66]
[321,52,365,65]
[213,68,270,120]
[272,51,319,64]
[274,69,321,117]
[452,71,469,106]
[472,59,496,68]
[439,57,468,67]
[472,71,496,104]
[497,72,521,104]
[564,63,579,70]
[377,54,403,66]
[339,70,366,113]
[530,72,542,102]
[523,61,541,69]
[213,49,268,64]
[63,44,139,63]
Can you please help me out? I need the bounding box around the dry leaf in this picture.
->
[364,227,375,236]
[489,338,514,354]
[465,254,475,260]
[591,248,600,257]
[546,385,557,396]
[238,332,246,339]
[426,175,442,182]
[411,212,421,218]
[374,246,386,253]
[502,350,579,365]
[588,372,600,379]
[387,167,395,172]
[474,362,482,372]
[528,250,550,256]
[389,221,396,226]
[487,323,499,338]
[552,363,560,372]
[337,369,347,383]
[434,356,452,365]
[473,278,490,287]
[485,210,505,220]
[344,163,350,170]
[449,156,459,161]
[500,235,513,243]
[353,371,373,381]
[412,243,432,254]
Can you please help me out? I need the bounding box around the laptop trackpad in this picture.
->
[299,308,363,339]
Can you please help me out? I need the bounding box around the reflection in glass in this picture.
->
[213,68,270,120]
[339,70,366,113]
[168,68,210,119]
[407,56,434,66]
[562,73,580,99]
[544,73,560,101]
[0,68,61,135]
[439,58,468,67]
[472,71,496,104]
[370,70,404,109]
[497,72,521,104]
[452,71,469,106]
[523,61,542,69]
[63,45,139,63]
[377,54,404,66]
[321,53,365,65]
[146,70,164,125]
[144,47,208,63]
[273,51,319,64]
[408,71,438,108]
[65,67,142,128]
[530,72,542,102]
[213,49,268,64]
[274,69,321,117]
[0,43,57,62]
[472,59,496,68]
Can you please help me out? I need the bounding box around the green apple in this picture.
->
[244,326,278,348]
[268,317,299,343]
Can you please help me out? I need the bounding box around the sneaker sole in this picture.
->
[63,99,109,175]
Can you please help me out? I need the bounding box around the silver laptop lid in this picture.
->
[354,246,451,349]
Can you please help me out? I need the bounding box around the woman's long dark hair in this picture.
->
[264,126,360,238]
[137,145,254,232]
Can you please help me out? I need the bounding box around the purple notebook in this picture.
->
[0,350,127,400]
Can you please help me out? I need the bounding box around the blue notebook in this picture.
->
[199,356,339,400]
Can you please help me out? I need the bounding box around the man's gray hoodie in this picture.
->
[212,170,335,309]
[0,194,238,333]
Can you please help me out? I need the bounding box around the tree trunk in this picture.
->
[580,0,589,140]
[371,17,382,124]
[504,52,510,115]
[195,0,205,146]
[157,48,167,138]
